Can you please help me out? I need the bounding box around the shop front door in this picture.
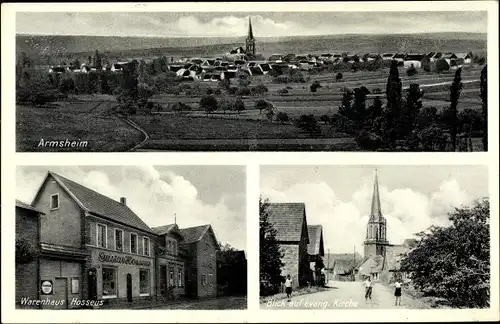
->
[126,274,132,302]
[54,278,68,309]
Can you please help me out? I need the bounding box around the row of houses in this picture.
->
[16,171,245,309]
[265,203,325,289]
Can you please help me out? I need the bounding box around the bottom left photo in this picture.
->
[15,165,247,310]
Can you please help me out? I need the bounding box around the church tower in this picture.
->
[363,170,389,260]
[245,17,256,56]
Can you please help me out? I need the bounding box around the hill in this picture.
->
[16,32,487,64]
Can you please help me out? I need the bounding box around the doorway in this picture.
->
[87,268,97,301]
[126,273,132,302]
[54,278,68,309]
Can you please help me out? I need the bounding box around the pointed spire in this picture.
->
[370,169,382,220]
[174,213,177,225]
[248,16,254,39]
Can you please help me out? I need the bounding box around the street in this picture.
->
[261,281,431,310]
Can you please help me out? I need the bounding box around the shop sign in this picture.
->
[41,280,53,295]
[98,252,151,267]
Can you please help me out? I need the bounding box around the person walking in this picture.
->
[394,278,402,306]
[285,275,293,302]
[363,276,373,301]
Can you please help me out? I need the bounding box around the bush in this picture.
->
[255,99,272,114]
[214,89,222,96]
[320,115,330,124]
[310,81,322,94]
[407,64,418,76]
[295,114,322,137]
[234,98,245,114]
[237,87,251,96]
[336,73,343,81]
[200,95,218,114]
[276,111,289,124]
[252,84,268,96]
[277,88,289,96]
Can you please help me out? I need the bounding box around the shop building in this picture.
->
[30,171,156,308]
[180,225,220,298]
[152,224,186,300]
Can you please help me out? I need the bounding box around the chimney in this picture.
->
[120,197,127,205]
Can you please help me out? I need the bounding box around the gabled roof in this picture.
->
[307,225,324,256]
[151,223,183,240]
[405,54,426,61]
[266,202,309,243]
[33,171,154,234]
[179,224,220,250]
[455,52,471,59]
[16,199,44,214]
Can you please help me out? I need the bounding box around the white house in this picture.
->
[455,53,472,65]
[381,53,395,61]
[403,54,426,68]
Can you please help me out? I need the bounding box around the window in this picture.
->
[169,270,174,286]
[115,229,123,252]
[50,194,59,210]
[143,237,150,257]
[177,268,182,287]
[102,267,116,298]
[139,269,150,296]
[130,233,138,254]
[172,241,177,255]
[71,278,79,294]
[97,224,107,248]
[201,274,207,286]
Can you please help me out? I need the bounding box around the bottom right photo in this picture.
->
[259,165,490,310]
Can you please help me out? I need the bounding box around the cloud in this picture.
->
[16,166,246,250]
[261,177,472,254]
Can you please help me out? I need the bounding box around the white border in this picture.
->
[1,1,499,323]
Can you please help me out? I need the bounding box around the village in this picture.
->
[259,167,490,309]
[15,169,247,310]
[16,17,487,152]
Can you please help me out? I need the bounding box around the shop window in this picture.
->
[178,268,183,287]
[71,278,79,294]
[143,237,150,256]
[50,193,59,210]
[139,269,150,296]
[115,229,123,252]
[130,233,138,254]
[97,224,107,248]
[102,267,116,298]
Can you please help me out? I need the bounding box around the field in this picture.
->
[16,99,143,152]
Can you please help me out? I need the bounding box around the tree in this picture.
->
[338,88,353,118]
[435,58,450,73]
[16,239,38,264]
[255,99,271,115]
[200,95,218,114]
[400,83,424,139]
[260,197,284,296]
[310,80,322,94]
[400,198,490,308]
[58,77,75,95]
[384,60,403,146]
[448,67,462,151]
[480,65,487,151]
[336,73,343,82]
[234,98,245,115]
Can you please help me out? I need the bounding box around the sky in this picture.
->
[16,165,247,250]
[16,11,488,37]
[261,165,489,254]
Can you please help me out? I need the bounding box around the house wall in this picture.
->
[157,233,186,298]
[279,244,299,289]
[196,233,217,298]
[39,259,83,309]
[15,207,40,307]
[84,216,155,303]
[298,228,310,287]
[33,175,82,248]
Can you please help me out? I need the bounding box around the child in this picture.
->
[363,276,372,301]
[285,275,292,302]
[394,279,402,306]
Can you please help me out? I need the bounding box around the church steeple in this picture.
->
[245,16,255,56]
[364,169,388,259]
[370,169,382,221]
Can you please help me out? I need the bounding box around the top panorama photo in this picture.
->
[15,11,488,152]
